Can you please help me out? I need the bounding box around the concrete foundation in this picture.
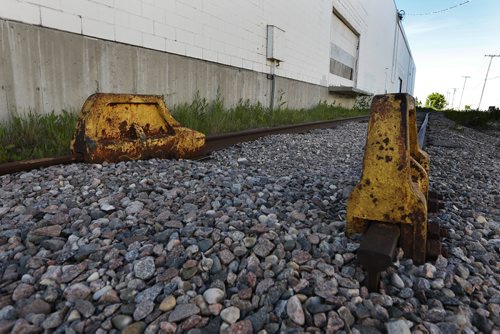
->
[0,19,354,119]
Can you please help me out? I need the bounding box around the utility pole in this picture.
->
[458,76,470,110]
[451,88,457,109]
[478,55,500,110]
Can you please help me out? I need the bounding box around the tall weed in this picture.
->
[0,110,78,162]
[172,93,368,135]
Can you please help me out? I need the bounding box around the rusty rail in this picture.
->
[201,115,369,155]
[0,155,83,176]
[0,115,369,176]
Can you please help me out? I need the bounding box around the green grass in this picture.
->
[0,110,79,163]
[171,92,369,135]
[441,109,500,129]
[417,106,500,130]
[0,94,368,162]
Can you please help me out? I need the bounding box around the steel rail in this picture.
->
[0,154,83,176]
[0,115,369,176]
[418,113,430,149]
[200,115,369,155]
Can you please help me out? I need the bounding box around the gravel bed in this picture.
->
[0,114,498,334]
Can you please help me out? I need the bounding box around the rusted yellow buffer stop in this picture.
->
[347,94,439,291]
[71,93,205,163]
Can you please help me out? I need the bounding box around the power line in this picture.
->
[404,1,472,16]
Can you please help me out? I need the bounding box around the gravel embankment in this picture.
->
[0,114,498,334]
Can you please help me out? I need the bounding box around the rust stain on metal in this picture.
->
[71,93,205,163]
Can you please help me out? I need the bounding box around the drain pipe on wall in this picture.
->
[268,61,277,110]
[266,25,285,111]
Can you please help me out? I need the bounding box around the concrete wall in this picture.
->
[0,0,415,117]
[0,19,346,117]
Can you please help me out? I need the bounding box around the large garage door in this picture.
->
[330,13,359,81]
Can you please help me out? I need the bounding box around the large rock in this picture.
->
[222,319,253,334]
[220,306,240,324]
[11,319,41,334]
[64,283,91,302]
[133,257,156,280]
[286,295,304,325]
[168,304,200,323]
[203,288,225,304]
[18,299,52,317]
[74,300,95,318]
[41,311,65,330]
[159,295,176,312]
[253,238,275,258]
[12,284,35,301]
[112,315,133,330]
[386,320,411,334]
[133,300,155,321]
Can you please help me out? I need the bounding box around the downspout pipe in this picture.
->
[268,61,277,110]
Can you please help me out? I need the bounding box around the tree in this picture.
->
[464,105,472,111]
[415,97,423,107]
[425,92,447,110]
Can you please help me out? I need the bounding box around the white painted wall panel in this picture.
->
[115,25,142,46]
[40,7,81,34]
[0,0,415,95]
[81,17,114,40]
[0,0,41,25]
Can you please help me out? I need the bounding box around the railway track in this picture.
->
[0,115,370,176]
[1,108,497,333]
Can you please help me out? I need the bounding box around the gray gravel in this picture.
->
[0,114,498,334]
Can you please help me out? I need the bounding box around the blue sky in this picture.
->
[394,0,500,109]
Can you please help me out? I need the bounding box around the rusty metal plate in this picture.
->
[358,223,400,292]
[71,93,205,163]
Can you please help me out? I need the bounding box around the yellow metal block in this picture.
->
[346,94,429,264]
[71,93,205,163]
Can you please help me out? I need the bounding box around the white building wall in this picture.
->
[0,0,415,96]
[355,0,401,94]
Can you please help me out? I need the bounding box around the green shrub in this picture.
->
[442,109,500,129]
